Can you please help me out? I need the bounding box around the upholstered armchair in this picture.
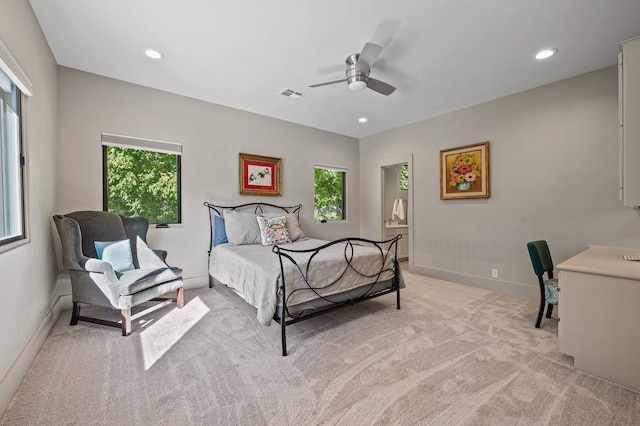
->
[53,211,184,336]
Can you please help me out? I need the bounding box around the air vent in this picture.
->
[279,89,302,99]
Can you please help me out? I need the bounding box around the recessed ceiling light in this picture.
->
[144,49,164,60]
[535,48,557,60]
[358,117,368,123]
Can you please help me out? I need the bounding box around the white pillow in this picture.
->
[136,236,167,269]
[224,210,262,245]
[262,212,306,241]
[256,216,291,246]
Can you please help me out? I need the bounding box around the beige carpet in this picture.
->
[2,270,640,425]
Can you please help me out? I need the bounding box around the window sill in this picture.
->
[0,236,29,254]
[151,223,183,229]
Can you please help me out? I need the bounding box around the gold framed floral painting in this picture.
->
[440,142,490,200]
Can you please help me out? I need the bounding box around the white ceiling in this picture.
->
[29,0,640,139]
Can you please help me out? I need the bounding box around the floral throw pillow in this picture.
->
[256,216,291,246]
[262,212,306,241]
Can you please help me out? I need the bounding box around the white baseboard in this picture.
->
[0,294,69,419]
[409,263,538,300]
[183,275,209,290]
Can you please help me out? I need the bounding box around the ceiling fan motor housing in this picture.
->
[307,45,395,95]
[346,53,368,91]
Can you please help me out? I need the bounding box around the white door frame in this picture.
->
[377,154,413,267]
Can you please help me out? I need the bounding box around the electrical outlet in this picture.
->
[491,268,499,279]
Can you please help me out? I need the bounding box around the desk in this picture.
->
[557,245,640,391]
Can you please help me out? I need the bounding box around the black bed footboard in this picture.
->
[272,236,402,356]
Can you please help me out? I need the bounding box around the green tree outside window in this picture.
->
[400,164,409,190]
[314,167,346,221]
[104,145,180,224]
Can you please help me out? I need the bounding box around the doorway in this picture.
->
[382,163,409,261]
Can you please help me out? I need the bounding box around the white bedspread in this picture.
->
[209,238,402,325]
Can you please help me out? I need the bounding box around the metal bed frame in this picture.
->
[204,202,402,356]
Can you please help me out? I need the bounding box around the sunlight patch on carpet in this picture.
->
[140,297,209,370]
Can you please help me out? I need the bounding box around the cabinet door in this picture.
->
[622,38,640,206]
[397,234,408,259]
[385,228,408,259]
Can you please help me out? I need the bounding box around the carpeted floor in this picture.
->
[2,269,640,425]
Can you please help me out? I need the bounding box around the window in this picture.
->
[0,69,23,245]
[0,38,32,248]
[400,164,409,190]
[102,133,182,225]
[314,165,346,221]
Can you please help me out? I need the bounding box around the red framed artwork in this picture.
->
[239,153,282,196]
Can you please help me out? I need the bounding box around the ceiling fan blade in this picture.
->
[367,78,396,96]
[371,20,400,49]
[355,42,382,73]
[309,78,347,88]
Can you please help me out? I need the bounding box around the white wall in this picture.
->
[360,67,640,298]
[57,67,360,288]
[0,0,59,417]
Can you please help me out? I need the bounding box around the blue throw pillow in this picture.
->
[94,239,135,274]
[212,214,228,247]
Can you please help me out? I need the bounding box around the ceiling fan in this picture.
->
[309,42,396,96]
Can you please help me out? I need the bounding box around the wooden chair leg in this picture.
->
[535,299,545,328]
[70,302,80,326]
[176,287,184,308]
[121,308,132,336]
[545,303,554,318]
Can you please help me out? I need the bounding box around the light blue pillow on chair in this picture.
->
[94,239,135,274]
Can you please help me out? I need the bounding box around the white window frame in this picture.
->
[313,163,347,223]
[0,38,32,252]
[101,133,183,226]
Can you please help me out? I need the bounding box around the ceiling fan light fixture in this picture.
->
[349,80,367,91]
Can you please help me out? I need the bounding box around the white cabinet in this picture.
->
[619,36,640,207]
[385,226,408,260]
[557,246,640,391]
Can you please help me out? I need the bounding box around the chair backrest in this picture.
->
[54,211,149,268]
[527,240,554,279]
[64,211,128,258]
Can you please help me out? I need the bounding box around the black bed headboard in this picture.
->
[203,202,302,254]
[203,201,301,216]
